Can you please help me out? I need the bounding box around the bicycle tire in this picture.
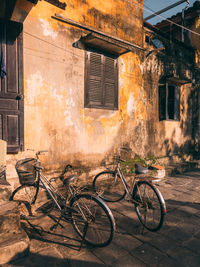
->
[10,184,54,220]
[132,181,166,232]
[93,171,126,202]
[69,194,115,247]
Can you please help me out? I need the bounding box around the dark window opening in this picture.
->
[159,82,180,121]
[168,85,175,119]
[84,50,118,110]
[151,38,164,49]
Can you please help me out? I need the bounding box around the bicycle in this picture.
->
[10,150,115,247]
[93,148,167,232]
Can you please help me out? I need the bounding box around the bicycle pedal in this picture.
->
[50,224,58,231]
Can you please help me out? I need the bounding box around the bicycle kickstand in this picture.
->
[50,211,65,231]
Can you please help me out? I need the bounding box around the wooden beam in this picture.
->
[52,13,145,51]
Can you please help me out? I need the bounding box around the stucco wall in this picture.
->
[6,0,197,181]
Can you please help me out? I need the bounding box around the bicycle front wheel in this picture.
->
[93,171,126,202]
[132,181,166,231]
[69,194,115,247]
[10,184,54,220]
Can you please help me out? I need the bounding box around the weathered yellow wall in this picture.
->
[142,31,195,162]
[7,0,145,178]
[6,0,197,181]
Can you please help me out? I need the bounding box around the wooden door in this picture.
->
[0,19,24,153]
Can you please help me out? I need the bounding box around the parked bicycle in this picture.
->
[10,150,115,247]
[93,148,167,232]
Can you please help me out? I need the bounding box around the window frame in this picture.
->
[84,49,118,110]
[158,82,180,121]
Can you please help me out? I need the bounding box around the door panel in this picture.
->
[0,19,23,153]
[7,115,19,145]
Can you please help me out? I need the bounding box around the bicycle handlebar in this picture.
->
[116,155,125,163]
[36,150,48,159]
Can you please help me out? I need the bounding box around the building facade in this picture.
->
[0,0,199,181]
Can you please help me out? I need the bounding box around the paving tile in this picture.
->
[161,226,192,242]
[90,241,129,266]
[3,168,200,266]
[57,246,105,266]
[183,237,200,254]
[167,246,200,267]
[112,232,142,251]
[145,232,181,253]
[111,252,148,267]
[157,256,182,267]
[129,243,168,266]
[177,202,200,215]
[113,211,142,235]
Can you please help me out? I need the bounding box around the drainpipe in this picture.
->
[181,0,190,42]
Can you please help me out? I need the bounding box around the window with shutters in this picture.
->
[158,82,180,121]
[0,20,24,153]
[84,50,118,110]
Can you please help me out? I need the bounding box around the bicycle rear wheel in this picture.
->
[132,181,166,231]
[93,171,126,202]
[10,184,54,220]
[69,194,115,247]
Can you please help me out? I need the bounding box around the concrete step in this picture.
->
[0,201,30,264]
[165,160,200,176]
[0,230,29,265]
[0,202,22,235]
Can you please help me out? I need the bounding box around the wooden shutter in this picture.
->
[104,56,118,109]
[85,51,103,107]
[0,20,24,153]
[174,85,180,121]
[158,85,166,121]
[85,50,118,109]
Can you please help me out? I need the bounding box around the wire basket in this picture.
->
[15,158,37,185]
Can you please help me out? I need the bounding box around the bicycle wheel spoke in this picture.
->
[133,181,165,231]
[93,171,126,202]
[10,184,54,220]
[70,194,115,247]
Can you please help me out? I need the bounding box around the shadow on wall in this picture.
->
[160,84,200,161]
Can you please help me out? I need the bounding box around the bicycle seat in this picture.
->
[62,175,77,186]
[135,164,149,175]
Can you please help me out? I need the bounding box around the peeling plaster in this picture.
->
[127,93,136,116]
[40,19,58,39]
[64,88,76,127]
[139,63,144,74]
[145,56,159,73]
[26,71,43,105]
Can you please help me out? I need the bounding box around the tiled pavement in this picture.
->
[3,169,200,267]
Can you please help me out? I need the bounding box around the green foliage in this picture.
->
[120,154,159,176]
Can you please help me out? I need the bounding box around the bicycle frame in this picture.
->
[36,168,90,223]
[114,162,138,201]
[113,159,167,211]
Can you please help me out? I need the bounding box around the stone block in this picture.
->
[0,230,29,265]
[0,202,21,237]
[0,184,12,205]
